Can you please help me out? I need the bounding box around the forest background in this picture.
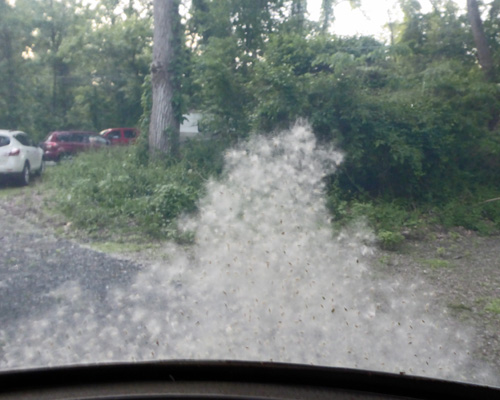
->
[1,0,499,247]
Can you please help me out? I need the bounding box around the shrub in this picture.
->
[46,139,227,240]
[377,230,405,251]
[438,195,500,235]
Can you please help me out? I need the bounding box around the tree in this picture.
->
[290,0,307,29]
[188,0,232,48]
[320,0,334,33]
[0,0,25,129]
[189,0,285,57]
[66,1,152,130]
[27,0,82,126]
[149,0,182,157]
[467,0,495,80]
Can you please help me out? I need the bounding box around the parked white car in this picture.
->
[0,130,44,185]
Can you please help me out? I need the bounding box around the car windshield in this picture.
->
[0,0,499,394]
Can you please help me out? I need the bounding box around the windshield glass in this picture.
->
[0,0,499,392]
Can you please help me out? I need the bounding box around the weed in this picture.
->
[436,247,446,256]
[45,139,228,240]
[326,182,500,241]
[377,230,405,251]
[449,231,462,241]
[419,258,452,269]
[378,255,392,265]
[485,298,500,315]
[427,232,437,241]
[438,189,500,235]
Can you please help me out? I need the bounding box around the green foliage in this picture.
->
[377,230,405,251]
[419,258,452,269]
[193,36,251,139]
[437,188,500,235]
[0,0,152,135]
[485,298,500,315]
[246,23,500,209]
[188,0,286,57]
[2,0,500,242]
[62,5,152,130]
[46,140,227,239]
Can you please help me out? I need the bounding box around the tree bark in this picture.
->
[149,0,181,157]
[467,0,495,80]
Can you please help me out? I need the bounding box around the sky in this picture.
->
[307,0,468,40]
[6,0,469,41]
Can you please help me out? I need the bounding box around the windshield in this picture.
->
[0,0,499,392]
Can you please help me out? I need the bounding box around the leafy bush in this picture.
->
[377,230,405,251]
[327,184,420,232]
[326,182,500,246]
[438,189,500,235]
[46,140,227,239]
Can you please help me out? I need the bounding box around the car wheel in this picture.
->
[19,162,30,186]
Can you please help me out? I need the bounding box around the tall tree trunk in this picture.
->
[291,0,306,29]
[320,0,334,33]
[467,0,495,80]
[149,0,181,157]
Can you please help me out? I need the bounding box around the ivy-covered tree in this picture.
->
[467,0,495,80]
[149,0,182,157]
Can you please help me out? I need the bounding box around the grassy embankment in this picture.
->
[42,140,500,250]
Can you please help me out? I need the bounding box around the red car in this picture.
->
[41,131,109,161]
[99,128,140,145]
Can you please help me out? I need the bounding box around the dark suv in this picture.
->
[41,131,108,161]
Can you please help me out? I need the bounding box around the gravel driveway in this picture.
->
[371,229,500,381]
[0,183,142,365]
[0,182,499,384]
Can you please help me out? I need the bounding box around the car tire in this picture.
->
[19,162,30,186]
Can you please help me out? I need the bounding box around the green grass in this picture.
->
[436,246,446,256]
[44,140,227,240]
[418,258,452,269]
[485,298,500,315]
[378,255,392,265]
[39,131,500,246]
[0,179,44,197]
[326,184,500,251]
